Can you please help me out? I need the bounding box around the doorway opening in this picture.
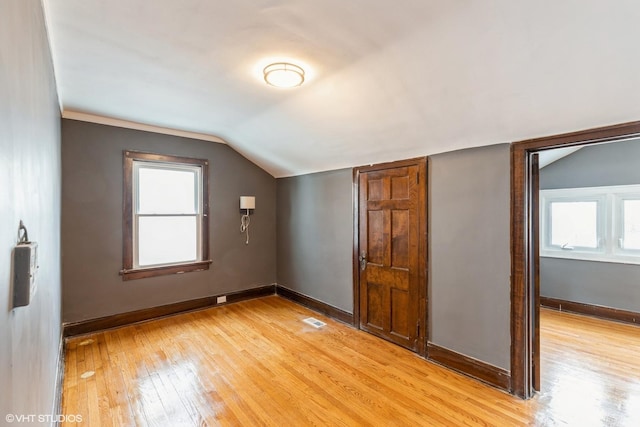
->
[511,121,640,398]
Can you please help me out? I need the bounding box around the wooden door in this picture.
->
[356,158,426,353]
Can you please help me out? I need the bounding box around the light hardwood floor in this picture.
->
[61,296,640,426]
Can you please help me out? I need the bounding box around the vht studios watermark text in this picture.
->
[6,413,83,423]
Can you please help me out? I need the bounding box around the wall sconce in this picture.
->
[240,196,255,245]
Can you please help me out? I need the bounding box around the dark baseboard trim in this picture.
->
[54,331,65,422]
[276,286,354,325]
[541,296,640,325]
[427,342,511,392]
[63,284,276,337]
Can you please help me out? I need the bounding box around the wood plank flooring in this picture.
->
[537,308,640,426]
[61,297,640,426]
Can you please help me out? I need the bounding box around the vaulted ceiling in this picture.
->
[43,0,640,177]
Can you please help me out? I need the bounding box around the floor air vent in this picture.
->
[303,317,327,328]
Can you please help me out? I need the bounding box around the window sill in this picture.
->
[120,260,212,281]
[541,251,640,266]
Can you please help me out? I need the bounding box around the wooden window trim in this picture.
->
[122,150,210,281]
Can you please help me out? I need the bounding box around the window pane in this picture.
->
[138,216,197,266]
[138,167,196,214]
[550,201,598,248]
[623,200,640,250]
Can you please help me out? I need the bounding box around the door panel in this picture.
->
[367,211,386,264]
[368,178,385,201]
[391,288,410,339]
[391,210,409,268]
[365,282,385,330]
[357,160,426,352]
[391,176,410,199]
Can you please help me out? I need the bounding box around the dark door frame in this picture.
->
[510,120,640,398]
[352,157,428,356]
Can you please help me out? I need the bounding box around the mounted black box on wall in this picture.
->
[13,242,38,308]
[13,221,39,308]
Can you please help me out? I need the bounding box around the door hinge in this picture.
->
[416,173,419,184]
[416,321,420,337]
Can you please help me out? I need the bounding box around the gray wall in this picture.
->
[540,258,640,312]
[276,169,353,313]
[429,144,511,369]
[276,145,512,370]
[0,0,62,420]
[540,138,640,189]
[540,139,640,312]
[62,120,276,323]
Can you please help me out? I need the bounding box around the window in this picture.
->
[549,200,599,249]
[541,185,640,264]
[620,198,640,251]
[122,151,210,280]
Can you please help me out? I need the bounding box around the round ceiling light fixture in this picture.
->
[263,62,305,88]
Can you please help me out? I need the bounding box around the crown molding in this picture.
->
[62,110,226,144]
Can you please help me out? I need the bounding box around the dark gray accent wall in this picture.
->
[429,144,511,370]
[540,139,640,312]
[62,120,276,323]
[0,0,62,419]
[276,169,353,313]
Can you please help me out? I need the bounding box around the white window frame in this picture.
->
[541,184,640,265]
[132,161,203,269]
[615,195,640,256]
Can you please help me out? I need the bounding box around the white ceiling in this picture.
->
[538,146,583,169]
[44,0,640,177]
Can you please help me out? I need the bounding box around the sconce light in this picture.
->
[240,196,255,244]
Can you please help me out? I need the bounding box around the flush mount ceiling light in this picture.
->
[263,62,305,88]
